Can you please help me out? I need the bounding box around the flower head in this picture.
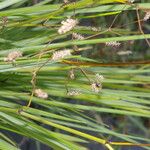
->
[51,49,71,61]
[72,32,84,40]
[117,50,132,56]
[34,89,48,99]
[67,90,81,96]
[91,27,101,32]
[4,51,22,62]
[58,18,78,34]
[143,11,150,21]
[91,82,102,93]
[95,74,104,82]
[105,41,121,47]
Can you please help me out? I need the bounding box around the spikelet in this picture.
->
[51,49,71,61]
[69,69,75,80]
[117,51,132,55]
[95,74,104,82]
[67,90,81,96]
[91,82,102,93]
[34,89,48,99]
[58,18,78,34]
[91,27,101,32]
[105,41,121,47]
[72,32,84,40]
[4,51,22,62]
[143,11,150,21]
[91,74,104,93]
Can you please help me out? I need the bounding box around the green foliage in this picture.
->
[0,0,150,150]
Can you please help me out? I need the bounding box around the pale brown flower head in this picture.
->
[34,89,48,99]
[4,51,22,62]
[117,51,132,56]
[91,27,101,32]
[105,41,121,47]
[91,82,102,93]
[72,32,84,40]
[95,74,104,82]
[51,49,71,61]
[143,11,150,21]
[58,18,78,34]
[67,90,81,96]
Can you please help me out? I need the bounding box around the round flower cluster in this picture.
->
[117,51,132,56]
[67,90,80,96]
[105,41,121,47]
[143,11,150,21]
[58,18,78,34]
[72,32,84,40]
[34,89,48,99]
[4,51,22,62]
[51,49,72,61]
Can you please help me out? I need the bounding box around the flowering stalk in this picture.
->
[20,111,114,150]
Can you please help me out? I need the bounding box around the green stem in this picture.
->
[1,34,150,55]
[20,111,114,150]
[0,107,114,150]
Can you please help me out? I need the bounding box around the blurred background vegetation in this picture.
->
[0,0,150,150]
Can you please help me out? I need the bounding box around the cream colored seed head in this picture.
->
[143,11,150,21]
[67,90,81,96]
[58,18,78,34]
[34,89,48,99]
[72,32,84,40]
[51,49,71,61]
[4,51,22,62]
[117,51,132,56]
[105,41,121,47]
[91,82,102,93]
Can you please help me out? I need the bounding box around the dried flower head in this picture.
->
[58,18,78,34]
[4,51,22,62]
[72,32,84,40]
[105,41,121,47]
[34,89,48,99]
[91,82,102,93]
[143,11,150,21]
[117,51,132,56]
[51,49,72,61]
[67,90,81,96]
